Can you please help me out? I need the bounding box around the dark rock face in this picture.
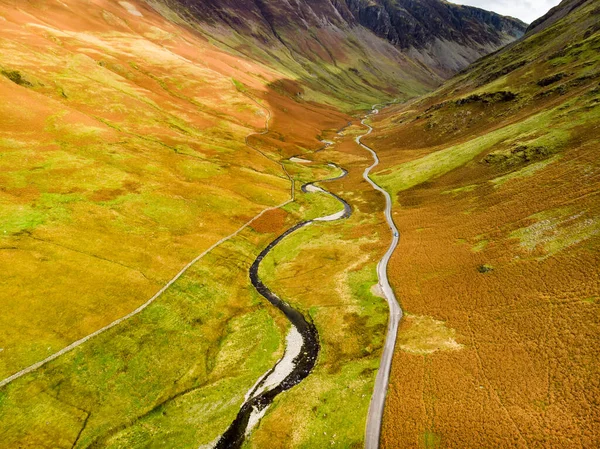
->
[150,0,528,81]
[340,0,527,49]
[168,0,526,49]
[160,0,350,33]
[335,0,528,77]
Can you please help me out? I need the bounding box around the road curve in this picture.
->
[213,164,351,448]
[357,110,403,449]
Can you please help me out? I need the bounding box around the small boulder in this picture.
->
[478,264,494,273]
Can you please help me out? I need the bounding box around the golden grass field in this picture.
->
[0,1,396,447]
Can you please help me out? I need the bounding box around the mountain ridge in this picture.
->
[146,0,528,93]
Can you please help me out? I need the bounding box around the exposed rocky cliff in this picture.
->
[340,0,527,76]
[342,0,526,48]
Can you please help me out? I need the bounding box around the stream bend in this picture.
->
[214,164,351,448]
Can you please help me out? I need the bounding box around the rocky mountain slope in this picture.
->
[343,0,527,76]
[146,0,438,110]
[145,0,527,107]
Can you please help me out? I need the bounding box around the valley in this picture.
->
[0,0,598,448]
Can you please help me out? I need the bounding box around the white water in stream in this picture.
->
[242,326,301,437]
[246,326,304,401]
[207,327,304,448]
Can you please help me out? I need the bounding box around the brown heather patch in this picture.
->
[371,11,600,443]
[2,185,41,203]
[249,207,289,234]
[88,188,126,202]
[377,134,600,447]
[376,100,600,449]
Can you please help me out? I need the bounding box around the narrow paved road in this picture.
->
[213,164,352,448]
[357,110,403,449]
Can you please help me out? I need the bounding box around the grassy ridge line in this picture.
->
[0,198,292,390]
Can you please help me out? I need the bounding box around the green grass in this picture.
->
[177,159,223,181]
[374,96,600,199]
[422,430,442,448]
[510,208,600,258]
[0,149,382,448]
[243,166,389,447]
[0,224,287,448]
[100,308,283,448]
[246,258,388,448]
[254,357,379,448]
[441,184,478,195]
[491,155,562,186]
[374,108,558,197]
[0,204,46,236]
[472,239,489,252]
[232,78,247,92]
[191,16,432,113]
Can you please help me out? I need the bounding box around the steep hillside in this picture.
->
[146,0,439,110]
[343,0,527,76]
[0,0,416,447]
[363,0,600,446]
[145,0,526,107]
[0,0,345,380]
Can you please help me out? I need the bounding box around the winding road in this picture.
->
[215,108,402,448]
[213,164,351,448]
[357,109,403,449]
